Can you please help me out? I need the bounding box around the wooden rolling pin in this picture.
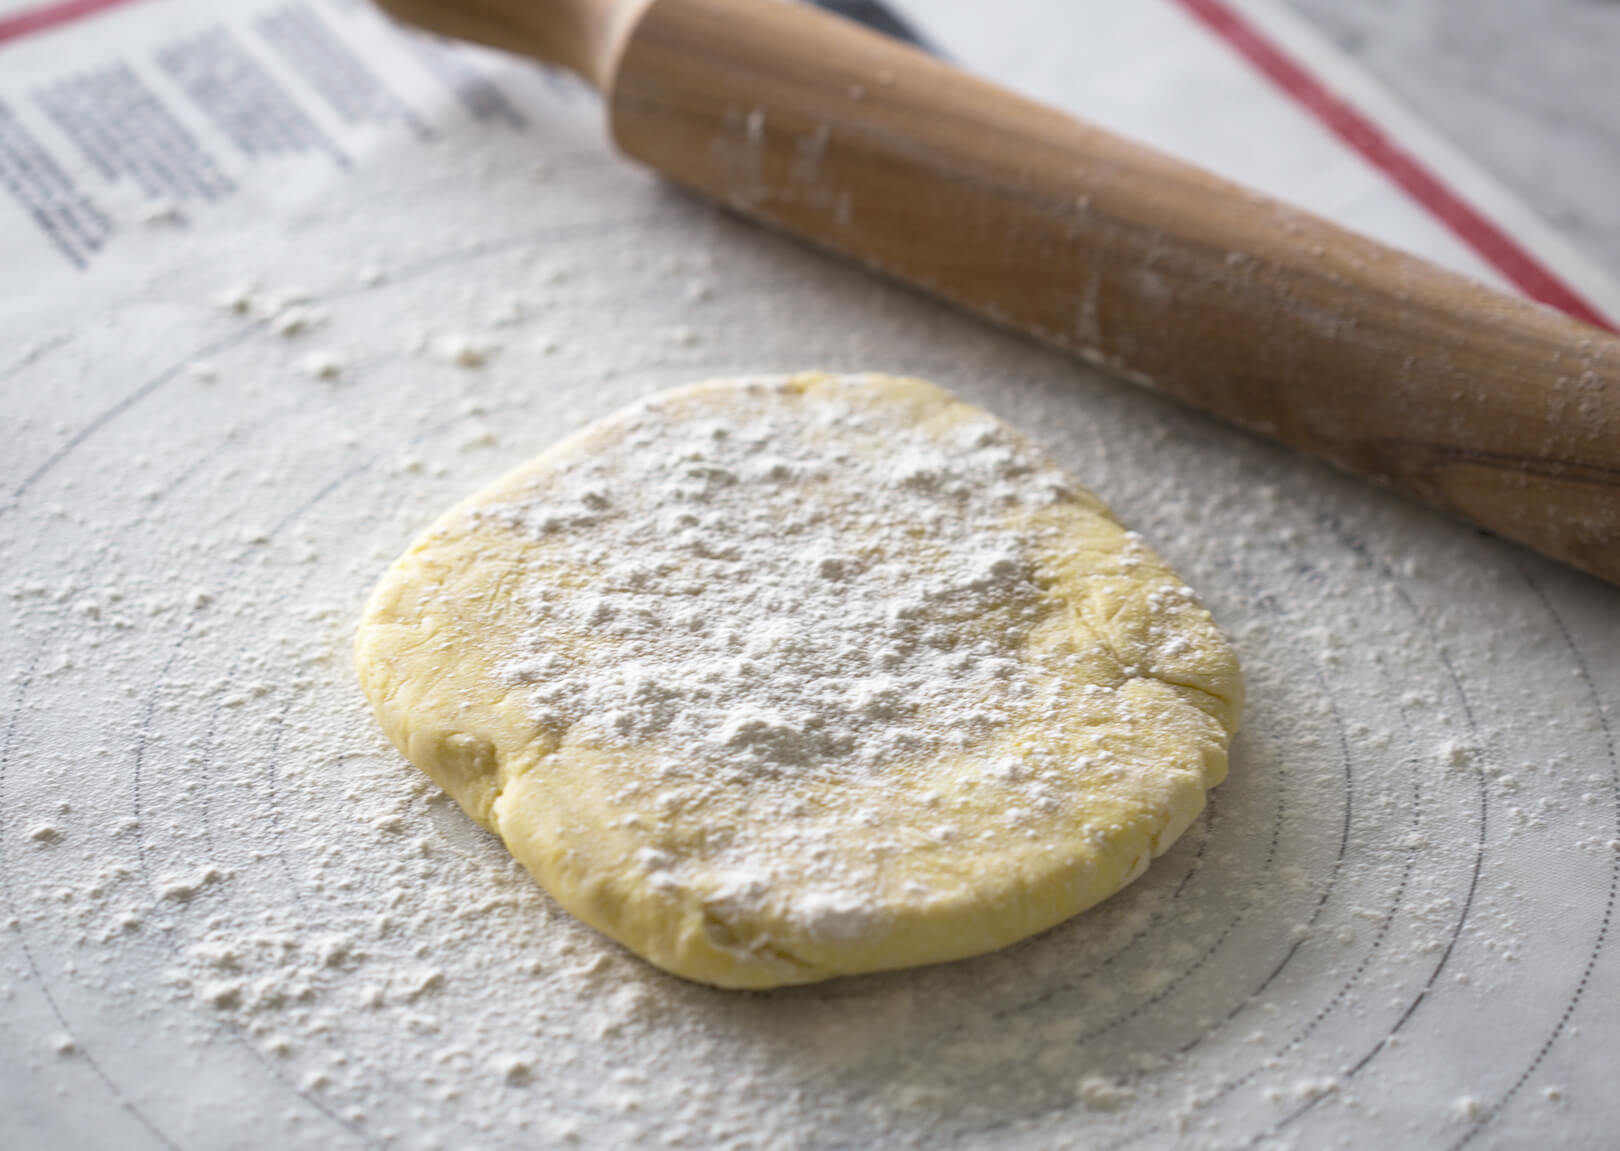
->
[377,0,1620,587]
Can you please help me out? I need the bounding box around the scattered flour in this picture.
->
[433,332,501,368]
[1077,1074,1137,1111]
[0,14,1615,1148]
[298,350,347,382]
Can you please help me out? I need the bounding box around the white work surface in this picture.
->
[3,1,1619,1148]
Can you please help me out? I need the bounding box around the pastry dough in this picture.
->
[355,373,1242,988]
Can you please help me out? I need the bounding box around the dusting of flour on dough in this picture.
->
[492,380,1062,772]
[469,376,1211,947]
[482,379,1074,937]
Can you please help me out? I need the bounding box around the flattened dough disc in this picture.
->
[354,373,1243,988]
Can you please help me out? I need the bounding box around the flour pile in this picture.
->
[491,380,1067,781]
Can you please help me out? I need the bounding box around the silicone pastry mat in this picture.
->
[2,1,1618,1147]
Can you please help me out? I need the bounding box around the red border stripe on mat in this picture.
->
[1171,0,1617,333]
[0,0,145,46]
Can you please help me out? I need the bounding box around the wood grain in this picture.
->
[384,0,1620,587]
